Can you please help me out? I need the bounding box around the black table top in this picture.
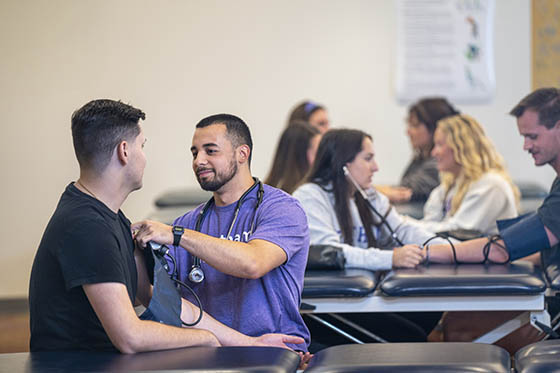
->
[0,346,300,373]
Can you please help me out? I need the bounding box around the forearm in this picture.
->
[132,220,285,279]
[180,298,253,346]
[84,283,219,354]
[179,230,255,277]
[122,319,219,353]
[179,231,283,279]
[427,238,508,263]
[342,245,393,271]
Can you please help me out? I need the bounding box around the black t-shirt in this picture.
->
[538,177,560,241]
[29,183,137,351]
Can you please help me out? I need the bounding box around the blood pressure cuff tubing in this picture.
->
[497,212,550,261]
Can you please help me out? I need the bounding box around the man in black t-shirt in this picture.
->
[29,99,304,353]
[426,87,560,263]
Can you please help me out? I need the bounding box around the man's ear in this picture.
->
[116,140,129,165]
[236,144,251,165]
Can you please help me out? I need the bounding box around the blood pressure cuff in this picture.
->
[139,249,182,327]
[497,212,550,261]
[306,245,346,270]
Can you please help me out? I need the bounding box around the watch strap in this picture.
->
[172,226,184,246]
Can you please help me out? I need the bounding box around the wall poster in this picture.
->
[395,0,495,104]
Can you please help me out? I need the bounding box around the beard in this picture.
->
[196,158,238,192]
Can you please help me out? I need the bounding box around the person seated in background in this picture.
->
[423,88,560,353]
[264,120,321,194]
[287,100,330,134]
[29,100,305,355]
[377,97,458,203]
[293,128,445,347]
[406,114,519,236]
[426,88,560,267]
[293,128,444,272]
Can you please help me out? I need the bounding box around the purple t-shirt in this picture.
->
[169,183,310,350]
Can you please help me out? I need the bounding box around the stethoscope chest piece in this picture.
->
[188,265,205,283]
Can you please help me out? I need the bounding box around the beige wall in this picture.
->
[0,0,555,298]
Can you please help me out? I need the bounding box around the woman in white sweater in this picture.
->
[408,114,520,235]
[293,128,443,346]
[293,129,441,271]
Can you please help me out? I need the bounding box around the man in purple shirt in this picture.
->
[133,114,311,354]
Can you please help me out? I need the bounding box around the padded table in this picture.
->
[306,343,511,373]
[302,262,546,314]
[381,261,547,296]
[0,346,300,373]
[514,339,560,373]
[301,262,549,344]
[303,269,377,299]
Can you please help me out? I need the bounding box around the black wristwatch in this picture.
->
[172,226,184,246]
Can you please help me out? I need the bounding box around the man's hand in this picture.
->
[376,185,413,204]
[132,220,174,248]
[392,244,423,268]
[297,351,313,370]
[250,334,311,370]
[250,333,305,349]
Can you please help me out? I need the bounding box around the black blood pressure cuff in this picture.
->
[497,212,550,261]
[139,248,182,327]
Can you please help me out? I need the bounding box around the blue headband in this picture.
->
[304,102,319,114]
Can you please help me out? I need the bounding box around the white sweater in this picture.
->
[293,183,442,271]
[409,172,518,235]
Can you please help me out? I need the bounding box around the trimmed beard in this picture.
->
[197,158,238,192]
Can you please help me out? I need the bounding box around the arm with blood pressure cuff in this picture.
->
[423,212,552,264]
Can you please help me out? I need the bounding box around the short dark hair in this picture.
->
[195,114,253,165]
[71,99,145,172]
[510,87,560,129]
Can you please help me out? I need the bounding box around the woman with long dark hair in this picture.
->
[265,121,321,194]
[293,129,443,349]
[294,129,440,271]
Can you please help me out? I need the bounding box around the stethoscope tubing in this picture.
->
[189,178,264,283]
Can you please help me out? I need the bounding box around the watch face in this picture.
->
[173,226,184,233]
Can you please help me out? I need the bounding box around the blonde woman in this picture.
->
[408,114,520,235]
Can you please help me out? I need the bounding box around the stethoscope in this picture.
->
[342,166,405,247]
[188,178,264,283]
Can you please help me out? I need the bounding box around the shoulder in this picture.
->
[540,177,560,208]
[428,183,445,198]
[293,183,333,207]
[255,185,308,228]
[57,200,114,234]
[370,188,389,206]
[293,183,328,199]
[472,172,511,191]
[550,177,560,194]
[262,184,306,212]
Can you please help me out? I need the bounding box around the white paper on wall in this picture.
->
[395,0,495,104]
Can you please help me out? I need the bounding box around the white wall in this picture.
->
[0,0,554,298]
